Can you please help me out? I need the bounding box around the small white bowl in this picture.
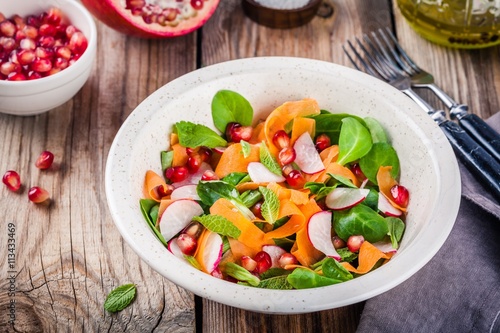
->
[0,0,97,116]
[105,57,461,314]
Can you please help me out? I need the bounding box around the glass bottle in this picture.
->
[397,0,500,48]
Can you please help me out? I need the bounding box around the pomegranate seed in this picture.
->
[17,49,35,65]
[272,130,290,149]
[2,170,21,192]
[27,71,42,80]
[46,8,63,25]
[35,151,54,170]
[12,15,25,29]
[38,36,55,48]
[55,46,71,59]
[187,155,202,173]
[26,15,41,28]
[28,186,50,204]
[31,58,52,72]
[254,251,272,274]
[15,30,26,42]
[165,166,189,183]
[38,24,56,37]
[278,253,298,268]
[191,0,204,10]
[390,185,410,208]
[176,233,197,255]
[0,62,20,76]
[332,236,346,249]
[156,184,173,198]
[241,255,258,272]
[0,21,16,37]
[7,72,26,81]
[210,267,223,279]
[23,25,38,39]
[225,122,253,143]
[351,163,366,181]
[199,147,212,162]
[201,170,218,181]
[68,31,87,55]
[315,134,331,152]
[19,38,36,50]
[36,46,54,59]
[278,147,296,166]
[250,201,264,220]
[185,147,198,157]
[183,221,203,239]
[0,37,16,52]
[65,25,77,39]
[347,235,364,253]
[285,169,305,188]
[54,57,68,70]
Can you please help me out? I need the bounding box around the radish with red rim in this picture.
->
[158,199,203,242]
[307,211,341,261]
[325,187,370,210]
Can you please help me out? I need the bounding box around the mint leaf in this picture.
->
[211,90,254,134]
[223,262,260,286]
[259,186,280,224]
[258,275,294,290]
[240,140,251,158]
[175,121,227,148]
[104,284,136,313]
[259,142,282,176]
[193,215,241,239]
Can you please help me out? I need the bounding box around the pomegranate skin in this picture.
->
[80,0,220,38]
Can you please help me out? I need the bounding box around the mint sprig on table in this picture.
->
[104,283,137,313]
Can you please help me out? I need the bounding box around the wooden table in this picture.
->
[1,0,498,332]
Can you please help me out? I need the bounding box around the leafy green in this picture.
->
[334,204,389,243]
[258,275,294,290]
[240,140,252,158]
[139,199,167,246]
[337,117,373,166]
[364,117,388,143]
[175,121,227,148]
[359,142,400,184]
[310,113,366,144]
[259,141,282,176]
[224,262,260,287]
[184,255,202,270]
[287,268,342,289]
[161,150,173,171]
[337,247,358,262]
[321,258,353,282]
[240,190,262,208]
[211,90,253,133]
[304,182,335,200]
[361,188,379,211]
[192,215,241,239]
[104,284,136,313]
[222,172,250,186]
[259,268,290,279]
[196,181,255,220]
[385,217,405,249]
[328,173,357,188]
[259,186,280,224]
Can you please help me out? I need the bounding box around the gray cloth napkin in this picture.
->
[357,113,500,333]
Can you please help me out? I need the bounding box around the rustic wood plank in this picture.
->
[0,21,197,332]
[198,1,391,332]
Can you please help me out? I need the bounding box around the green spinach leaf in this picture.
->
[364,117,388,143]
[359,142,400,184]
[175,121,227,148]
[311,113,366,144]
[334,204,389,243]
[385,217,405,249]
[337,117,373,166]
[321,258,353,282]
[287,268,342,289]
[211,90,253,133]
[222,172,250,186]
[139,199,167,246]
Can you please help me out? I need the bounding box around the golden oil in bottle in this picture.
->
[397,0,500,48]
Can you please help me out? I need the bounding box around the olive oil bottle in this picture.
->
[397,0,500,48]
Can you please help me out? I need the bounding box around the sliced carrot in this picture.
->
[340,241,393,274]
[144,170,168,202]
[266,182,310,205]
[194,229,213,273]
[290,199,324,267]
[227,238,260,261]
[377,166,407,212]
[214,143,260,179]
[249,121,265,144]
[236,182,268,193]
[307,162,360,187]
[290,117,316,146]
[319,145,339,165]
[171,143,188,167]
[209,198,273,253]
[264,99,321,155]
[264,199,305,240]
[170,132,179,145]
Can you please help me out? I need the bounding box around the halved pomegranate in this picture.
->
[81,0,220,38]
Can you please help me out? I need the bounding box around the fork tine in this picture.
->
[354,36,393,81]
[364,32,405,79]
[382,27,422,75]
[343,40,380,78]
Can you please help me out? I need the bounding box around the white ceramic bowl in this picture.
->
[0,0,97,116]
[105,57,461,314]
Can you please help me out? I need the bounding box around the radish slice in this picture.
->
[171,184,200,201]
[247,162,285,183]
[378,193,403,217]
[159,199,204,242]
[262,244,287,268]
[167,238,185,259]
[307,211,341,260]
[199,231,223,274]
[293,132,325,174]
[173,162,212,188]
[372,241,398,254]
[325,187,369,210]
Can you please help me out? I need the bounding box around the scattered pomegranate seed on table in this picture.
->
[28,186,50,204]
[35,150,55,169]
[0,7,88,81]
[2,170,21,192]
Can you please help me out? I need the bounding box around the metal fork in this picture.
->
[377,28,500,162]
[343,33,500,201]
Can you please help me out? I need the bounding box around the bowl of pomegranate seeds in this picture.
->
[0,0,97,116]
[105,57,461,313]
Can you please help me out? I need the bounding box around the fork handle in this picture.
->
[439,119,500,201]
[457,113,500,163]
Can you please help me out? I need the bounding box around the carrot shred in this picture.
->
[266,182,310,205]
[249,121,265,144]
[171,143,189,167]
[264,199,305,240]
[290,117,316,146]
[264,99,321,155]
[236,182,269,192]
[214,143,260,179]
[227,238,260,261]
[144,170,168,202]
[170,133,179,145]
[340,241,393,274]
[377,166,407,212]
[307,162,360,187]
